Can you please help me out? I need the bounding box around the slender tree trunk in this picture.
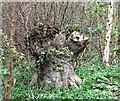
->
[117,2,120,54]
[5,3,16,100]
[103,0,114,66]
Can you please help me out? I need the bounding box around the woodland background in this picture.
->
[0,1,120,100]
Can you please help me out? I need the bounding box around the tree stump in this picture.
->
[44,57,82,87]
[24,23,89,87]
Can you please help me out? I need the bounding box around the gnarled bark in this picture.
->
[25,24,89,87]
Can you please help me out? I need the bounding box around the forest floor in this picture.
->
[9,51,120,99]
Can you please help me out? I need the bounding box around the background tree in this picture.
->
[103,0,114,66]
[117,2,120,54]
[5,3,16,100]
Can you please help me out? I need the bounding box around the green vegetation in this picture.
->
[65,24,80,33]
[1,50,118,99]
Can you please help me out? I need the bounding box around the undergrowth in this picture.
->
[1,37,119,99]
[9,51,120,100]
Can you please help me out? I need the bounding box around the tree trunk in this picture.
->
[45,57,82,87]
[103,0,114,66]
[117,2,120,54]
[28,26,89,88]
[5,3,16,100]
[30,57,82,88]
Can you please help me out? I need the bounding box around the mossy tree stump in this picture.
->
[25,23,89,87]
